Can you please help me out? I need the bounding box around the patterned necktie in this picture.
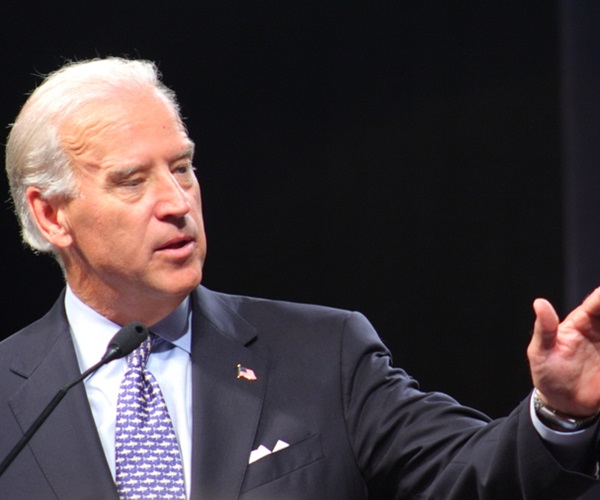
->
[115,333,186,499]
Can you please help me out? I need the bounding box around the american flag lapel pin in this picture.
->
[237,364,258,381]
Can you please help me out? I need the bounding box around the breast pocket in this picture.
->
[241,433,323,492]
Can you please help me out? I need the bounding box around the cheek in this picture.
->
[190,192,205,224]
[77,205,147,255]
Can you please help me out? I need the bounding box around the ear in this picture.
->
[26,186,73,249]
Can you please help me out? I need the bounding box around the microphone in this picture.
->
[100,320,150,365]
[0,321,149,476]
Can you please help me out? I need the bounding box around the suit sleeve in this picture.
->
[339,311,599,499]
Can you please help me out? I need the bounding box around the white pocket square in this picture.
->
[249,440,289,464]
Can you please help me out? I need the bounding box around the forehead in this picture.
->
[60,90,191,163]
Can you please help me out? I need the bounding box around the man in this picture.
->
[0,57,599,499]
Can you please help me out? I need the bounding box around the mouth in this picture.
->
[155,236,195,252]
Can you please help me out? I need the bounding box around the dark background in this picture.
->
[0,1,595,419]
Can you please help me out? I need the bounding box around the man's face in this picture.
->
[55,90,206,320]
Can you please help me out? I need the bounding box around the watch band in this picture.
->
[533,389,600,432]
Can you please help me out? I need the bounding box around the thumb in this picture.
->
[531,298,560,351]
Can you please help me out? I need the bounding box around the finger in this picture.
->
[558,286,600,334]
[578,286,600,319]
[531,298,559,351]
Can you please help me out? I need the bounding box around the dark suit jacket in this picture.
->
[0,286,597,499]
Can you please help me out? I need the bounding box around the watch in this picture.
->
[533,389,600,432]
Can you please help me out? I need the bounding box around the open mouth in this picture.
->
[156,237,193,251]
[166,240,189,249]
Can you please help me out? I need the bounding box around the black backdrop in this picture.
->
[0,2,571,418]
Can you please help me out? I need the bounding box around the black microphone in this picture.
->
[100,321,150,365]
[0,321,149,476]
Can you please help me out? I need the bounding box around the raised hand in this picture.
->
[528,288,600,418]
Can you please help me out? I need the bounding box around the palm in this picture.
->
[528,290,600,417]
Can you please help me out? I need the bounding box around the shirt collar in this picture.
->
[150,295,192,353]
[65,285,192,372]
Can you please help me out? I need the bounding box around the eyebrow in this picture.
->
[173,143,195,163]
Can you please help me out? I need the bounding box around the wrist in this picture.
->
[533,389,600,432]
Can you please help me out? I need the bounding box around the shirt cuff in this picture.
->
[529,393,597,470]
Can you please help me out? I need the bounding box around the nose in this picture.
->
[154,171,191,220]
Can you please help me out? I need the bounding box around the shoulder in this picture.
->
[0,292,68,363]
[195,285,373,331]
[192,286,385,356]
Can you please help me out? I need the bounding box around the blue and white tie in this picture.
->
[115,334,186,499]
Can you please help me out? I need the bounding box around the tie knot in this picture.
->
[126,333,155,368]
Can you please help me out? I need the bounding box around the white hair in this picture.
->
[5,57,182,255]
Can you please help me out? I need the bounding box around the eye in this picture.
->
[123,178,144,186]
[115,177,145,190]
[173,163,195,175]
[172,163,197,184]
[107,167,147,191]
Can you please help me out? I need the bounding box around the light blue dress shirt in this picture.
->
[65,286,193,498]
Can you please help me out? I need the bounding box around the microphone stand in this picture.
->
[0,321,148,477]
[0,360,105,476]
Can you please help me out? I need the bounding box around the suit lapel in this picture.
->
[8,297,118,499]
[189,288,268,500]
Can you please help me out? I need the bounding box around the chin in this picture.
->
[161,268,203,297]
